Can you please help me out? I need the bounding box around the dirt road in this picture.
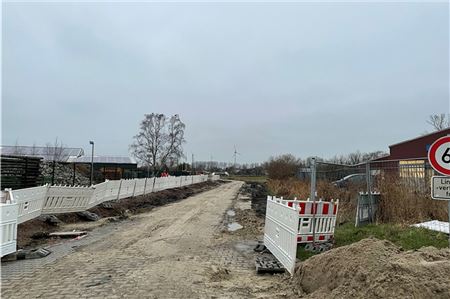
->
[1,181,290,298]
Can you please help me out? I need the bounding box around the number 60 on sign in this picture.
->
[428,136,450,177]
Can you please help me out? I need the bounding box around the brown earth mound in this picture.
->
[294,238,450,298]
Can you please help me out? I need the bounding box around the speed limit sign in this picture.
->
[428,136,450,248]
[428,136,450,176]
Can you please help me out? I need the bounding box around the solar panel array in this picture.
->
[67,156,137,165]
[0,146,84,162]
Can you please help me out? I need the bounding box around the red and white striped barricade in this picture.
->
[269,196,339,244]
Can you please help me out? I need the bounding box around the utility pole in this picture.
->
[233,146,239,171]
[89,141,94,186]
[310,157,317,247]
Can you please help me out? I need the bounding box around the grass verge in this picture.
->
[227,175,267,183]
[297,222,448,260]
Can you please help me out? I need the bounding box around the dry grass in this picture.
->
[378,176,448,223]
[267,178,358,224]
[268,178,449,224]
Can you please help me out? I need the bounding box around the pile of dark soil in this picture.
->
[240,182,267,217]
[17,180,226,249]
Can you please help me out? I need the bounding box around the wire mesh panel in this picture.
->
[369,158,433,194]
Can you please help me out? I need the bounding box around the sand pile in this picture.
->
[293,238,450,298]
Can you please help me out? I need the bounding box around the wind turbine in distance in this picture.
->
[233,145,241,170]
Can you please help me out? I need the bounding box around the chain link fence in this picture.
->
[294,158,448,226]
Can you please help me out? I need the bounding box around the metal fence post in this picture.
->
[310,157,317,246]
[51,160,56,185]
[366,162,374,223]
[355,193,360,227]
[448,201,450,249]
[143,177,148,195]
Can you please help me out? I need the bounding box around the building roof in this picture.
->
[67,156,137,165]
[0,145,84,162]
[389,128,450,148]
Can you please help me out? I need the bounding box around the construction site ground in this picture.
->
[1,180,292,298]
[2,180,449,299]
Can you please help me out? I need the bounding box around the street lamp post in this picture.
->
[89,141,94,186]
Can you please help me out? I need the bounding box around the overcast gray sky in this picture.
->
[2,2,449,163]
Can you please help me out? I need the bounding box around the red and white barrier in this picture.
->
[267,196,339,244]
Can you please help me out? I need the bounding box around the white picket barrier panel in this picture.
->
[42,185,94,214]
[152,177,162,192]
[103,180,121,202]
[210,175,220,181]
[88,181,108,208]
[9,185,48,224]
[118,179,136,200]
[171,176,179,188]
[264,196,300,275]
[144,177,156,194]
[0,199,18,257]
[133,178,147,196]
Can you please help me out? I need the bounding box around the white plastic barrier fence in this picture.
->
[89,181,108,208]
[264,196,340,275]
[10,186,48,224]
[144,177,156,194]
[264,196,300,275]
[118,179,136,200]
[0,199,18,257]
[133,178,147,197]
[103,180,122,202]
[0,174,219,257]
[42,185,94,214]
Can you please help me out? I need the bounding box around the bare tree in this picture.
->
[348,151,363,165]
[30,143,38,156]
[427,114,448,131]
[130,113,186,176]
[12,140,25,155]
[362,150,386,161]
[44,137,68,162]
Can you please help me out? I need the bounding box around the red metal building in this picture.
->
[381,128,450,160]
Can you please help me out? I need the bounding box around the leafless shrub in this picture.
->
[265,154,302,180]
[44,138,68,162]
